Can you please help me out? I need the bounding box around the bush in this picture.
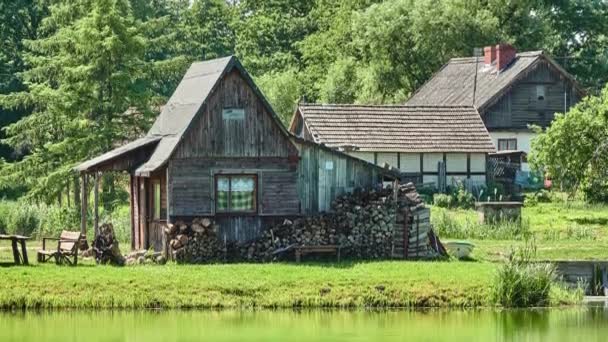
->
[492,241,556,307]
[39,205,81,237]
[433,194,453,208]
[524,190,552,207]
[455,186,475,209]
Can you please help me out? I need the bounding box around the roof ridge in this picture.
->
[299,103,477,109]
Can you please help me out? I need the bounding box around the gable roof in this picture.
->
[406,51,584,112]
[294,104,496,153]
[76,56,291,175]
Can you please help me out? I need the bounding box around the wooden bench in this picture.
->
[295,245,341,262]
[37,231,85,266]
[0,234,30,265]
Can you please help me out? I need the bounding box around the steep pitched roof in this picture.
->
[77,56,291,175]
[295,104,496,153]
[406,51,584,112]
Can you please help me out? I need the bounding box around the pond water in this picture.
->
[1,307,608,341]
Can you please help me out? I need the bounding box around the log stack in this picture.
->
[166,218,224,263]
[92,223,125,266]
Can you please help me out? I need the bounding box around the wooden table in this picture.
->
[0,234,30,265]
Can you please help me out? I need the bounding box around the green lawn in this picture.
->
[433,199,608,261]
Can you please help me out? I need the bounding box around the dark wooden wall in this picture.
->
[173,69,298,158]
[483,61,579,130]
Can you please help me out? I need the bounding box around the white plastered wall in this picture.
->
[490,131,537,171]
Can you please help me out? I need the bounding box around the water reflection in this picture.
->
[1,307,607,341]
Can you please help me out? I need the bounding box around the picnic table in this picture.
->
[0,234,30,265]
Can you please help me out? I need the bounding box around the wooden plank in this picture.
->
[93,172,99,237]
[80,174,88,235]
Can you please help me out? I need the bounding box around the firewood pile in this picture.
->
[166,218,225,263]
[92,223,125,266]
[166,183,446,263]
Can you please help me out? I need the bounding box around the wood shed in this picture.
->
[75,56,393,251]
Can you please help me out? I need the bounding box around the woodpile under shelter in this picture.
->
[75,56,393,251]
[290,104,496,189]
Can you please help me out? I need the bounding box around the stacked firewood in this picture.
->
[166,184,445,263]
[166,218,224,263]
[232,188,397,261]
[92,223,125,266]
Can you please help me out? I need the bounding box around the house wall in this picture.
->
[167,69,301,242]
[483,61,579,130]
[173,69,298,159]
[490,130,537,171]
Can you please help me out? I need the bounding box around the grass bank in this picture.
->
[0,260,582,310]
[432,200,608,261]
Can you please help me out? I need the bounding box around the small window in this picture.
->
[222,108,245,120]
[215,175,257,213]
[153,180,161,219]
[498,138,517,151]
[536,85,546,101]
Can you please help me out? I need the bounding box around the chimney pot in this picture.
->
[496,43,517,72]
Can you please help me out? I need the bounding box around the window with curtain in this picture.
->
[215,175,257,213]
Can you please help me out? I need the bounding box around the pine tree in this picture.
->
[0,0,152,202]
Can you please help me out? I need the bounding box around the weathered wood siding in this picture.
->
[298,143,381,213]
[173,69,298,159]
[484,61,580,129]
[169,158,299,217]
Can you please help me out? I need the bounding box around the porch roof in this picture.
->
[74,136,161,172]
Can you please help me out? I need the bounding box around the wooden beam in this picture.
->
[80,173,88,235]
[93,172,100,238]
[130,174,135,250]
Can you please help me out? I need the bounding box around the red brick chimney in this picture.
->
[483,45,496,65]
[495,43,516,71]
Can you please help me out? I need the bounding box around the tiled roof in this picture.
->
[296,104,496,153]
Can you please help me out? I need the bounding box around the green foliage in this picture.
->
[530,85,608,202]
[524,190,552,207]
[492,240,556,307]
[432,183,475,209]
[433,194,453,208]
[256,69,302,124]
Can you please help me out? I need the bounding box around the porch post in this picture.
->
[93,172,100,238]
[80,173,88,235]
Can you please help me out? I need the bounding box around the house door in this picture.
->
[147,176,167,252]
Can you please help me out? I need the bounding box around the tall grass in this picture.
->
[0,200,130,241]
[490,240,582,307]
[492,241,554,307]
[433,209,531,240]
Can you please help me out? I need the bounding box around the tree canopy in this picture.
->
[0,0,607,202]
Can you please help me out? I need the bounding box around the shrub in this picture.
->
[39,205,81,237]
[455,186,475,209]
[492,241,556,307]
[4,202,41,236]
[433,194,453,208]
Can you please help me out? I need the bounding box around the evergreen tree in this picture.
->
[0,0,152,202]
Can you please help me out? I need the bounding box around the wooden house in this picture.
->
[75,56,392,251]
[290,104,496,188]
[406,44,585,170]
